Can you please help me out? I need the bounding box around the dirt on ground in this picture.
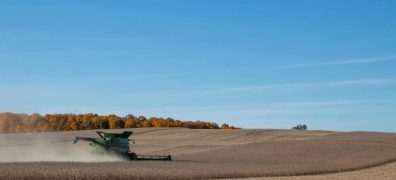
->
[0,128,395,179]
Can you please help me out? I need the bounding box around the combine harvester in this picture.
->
[74,131,172,161]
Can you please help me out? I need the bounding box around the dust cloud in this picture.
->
[0,132,124,162]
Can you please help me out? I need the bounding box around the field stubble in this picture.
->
[0,128,395,179]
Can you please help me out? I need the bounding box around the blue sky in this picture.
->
[1,0,395,132]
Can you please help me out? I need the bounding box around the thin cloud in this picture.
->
[287,55,396,68]
[143,99,392,112]
[320,79,396,87]
[141,100,395,128]
[218,78,396,93]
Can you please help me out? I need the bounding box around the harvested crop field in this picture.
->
[0,128,395,179]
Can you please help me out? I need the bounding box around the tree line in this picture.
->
[0,112,238,133]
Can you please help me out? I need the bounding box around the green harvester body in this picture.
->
[74,131,171,161]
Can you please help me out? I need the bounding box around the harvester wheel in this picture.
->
[129,153,138,160]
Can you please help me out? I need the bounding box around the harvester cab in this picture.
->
[74,131,171,161]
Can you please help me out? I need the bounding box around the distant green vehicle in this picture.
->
[74,131,172,161]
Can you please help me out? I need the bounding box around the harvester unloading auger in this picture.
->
[74,131,172,161]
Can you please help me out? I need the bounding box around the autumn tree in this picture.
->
[108,114,125,129]
[221,123,230,129]
[0,113,237,133]
[124,114,138,128]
